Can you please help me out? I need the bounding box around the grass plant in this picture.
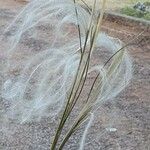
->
[1,0,136,149]
[50,0,133,149]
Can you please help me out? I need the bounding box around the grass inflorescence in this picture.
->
[1,0,136,149]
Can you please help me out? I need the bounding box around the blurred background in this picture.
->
[82,0,150,21]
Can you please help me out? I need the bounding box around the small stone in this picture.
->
[106,127,117,132]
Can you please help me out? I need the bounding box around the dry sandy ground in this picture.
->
[0,1,150,150]
[0,0,27,9]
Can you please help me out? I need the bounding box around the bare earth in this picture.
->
[0,1,150,150]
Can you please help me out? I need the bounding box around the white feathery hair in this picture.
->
[0,1,132,147]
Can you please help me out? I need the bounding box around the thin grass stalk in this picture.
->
[58,106,92,150]
[80,0,91,12]
[53,0,107,149]
[73,0,82,53]
[57,29,143,149]
[64,53,91,118]
[50,51,84,149]
[82,0,107,57]
[86,30,144,104]
[57,50,122,149]
[61,54,90,120]
[50,55,88,150]
[57,49,125,149]
[50,24,95,149]
[50,2,97,149]
[68,5,98,108]
[81,0,96,54]
[50,59,85,150]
